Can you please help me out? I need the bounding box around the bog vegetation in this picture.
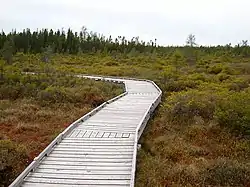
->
[0,28,250,187]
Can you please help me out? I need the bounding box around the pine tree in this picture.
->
[1,39,14,64]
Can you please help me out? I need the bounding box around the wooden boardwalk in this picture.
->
[10,75,162,187]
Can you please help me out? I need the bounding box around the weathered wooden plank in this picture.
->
[102,132,110,138]
[38,164,131,171]
[62,138,134,141]
[82,130,92,138]
[79,121,137,125]
[76,130,87,138]
[44,157,132,163]
[76,127,135,133]
[78,126,136,131]
[22,182,128,187]
[95,131,104,138]
[40,161,132,167]
[53,148,133,153]
[28,173,131,180]
[33,168,131,175]
[22,182,78,187]
[24,178,130,185]
[50,151,133,156]
[56,145,133,149]
[48,153,132,159]
[59,142,134,146]
[109,132,117,138]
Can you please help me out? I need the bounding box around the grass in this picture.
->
[1,49,250,187]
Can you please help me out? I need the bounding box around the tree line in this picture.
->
[0,27,157,55]
[0,27,250,64]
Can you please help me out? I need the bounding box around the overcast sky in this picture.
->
[1,0,249,46]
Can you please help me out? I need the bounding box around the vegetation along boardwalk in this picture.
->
[10,75,162,187]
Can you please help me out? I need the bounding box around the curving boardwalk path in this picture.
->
[10,75,162,187]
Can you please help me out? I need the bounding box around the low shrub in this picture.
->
[217,73,231,82]
[215,91,250,135]
[227,78,249,91]
[208,64,223,74]
[164,79,198,92]
[165,90,217,121]
[202,159,250,186]
[0,140,28,187]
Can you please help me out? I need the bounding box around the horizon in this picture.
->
[1,0,250,46]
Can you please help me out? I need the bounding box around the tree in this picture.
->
[241,40,248,47]
[41,45,53,63]
[0,60,4,82]
[186,34,197,47]
[1,39,14,64]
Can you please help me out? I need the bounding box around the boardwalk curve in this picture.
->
[10,75,162,187]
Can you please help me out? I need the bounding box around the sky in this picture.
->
[1,0,250,46]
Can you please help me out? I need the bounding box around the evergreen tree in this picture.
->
[1,39,14,64]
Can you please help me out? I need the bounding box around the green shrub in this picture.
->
[227,78,249,91]
[37,86,70,104]
[0,140,28,186]
[202,159,250,186]
[164,79,198,92]
[188,73,207,82]
[165,90,217,121]
[217,73,231,82]
[215,91,250,135]
[208,64,223,74]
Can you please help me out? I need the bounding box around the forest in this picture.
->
[1,28,250,187]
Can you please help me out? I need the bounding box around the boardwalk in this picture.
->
[10,75,162,187]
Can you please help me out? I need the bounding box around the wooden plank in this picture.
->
[59,142,134,146]
[76,126,136,131]
[28,173,131,180]
[44,157,132,163]
[34,168,131,175]
[38,164,131,171]
[76,130,86,138]
[40,161,132,167]
[90,131,98,138]
[57,145,133,149]
[62,138,134,142]
[116,133,123,138]
[87,118,139,123]
[53,147,133,151]
[122,133,130,138]
[61,139,134,143]
[102,132,110,138]
[48,153,133,159]
[80,121,137,126]
[24,178,130,185]
[69,130,80,138]
[93,114,140,120]
[80,123,137,128]
[22,182,78,187]
[95,131,104,138]
[83,131,92,138]
[51,150,133,155]
[109,132,117,138]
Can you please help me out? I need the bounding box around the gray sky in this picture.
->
[1,0,250,46]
